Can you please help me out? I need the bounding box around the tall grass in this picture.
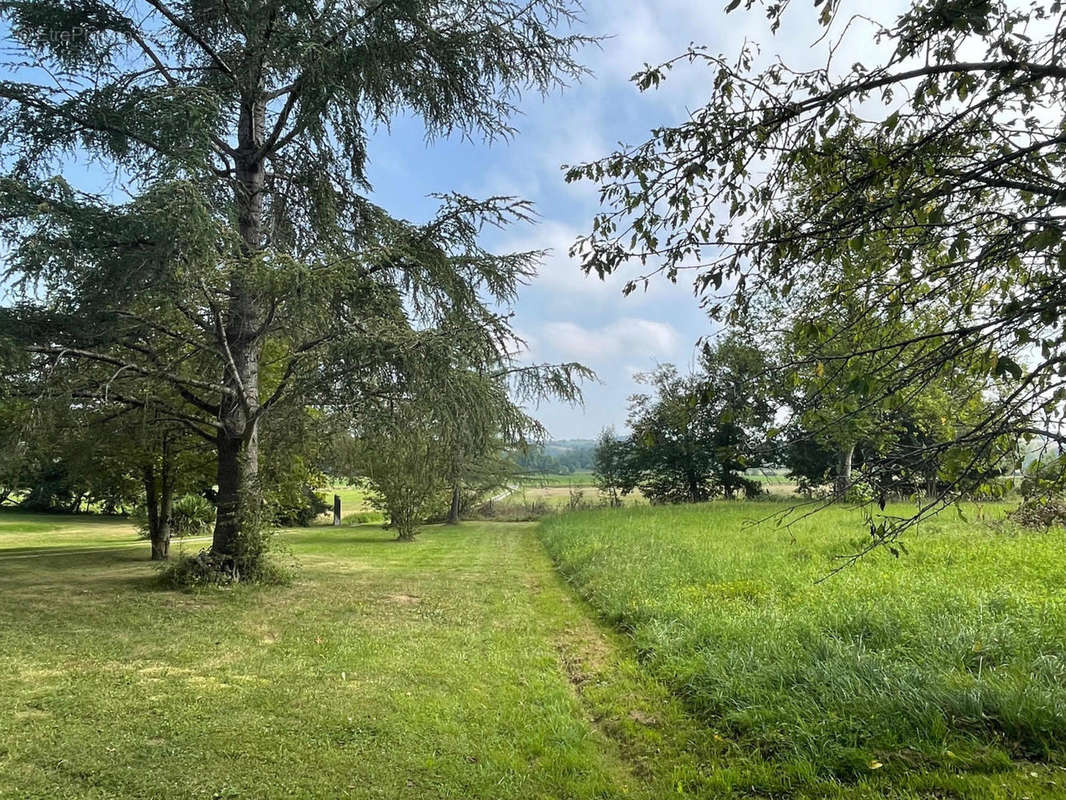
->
[539,502,1066,785]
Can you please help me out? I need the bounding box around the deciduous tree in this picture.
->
[568,0,1056,543]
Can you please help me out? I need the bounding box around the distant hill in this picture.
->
[543,439,596,455]
[512,440,596,475]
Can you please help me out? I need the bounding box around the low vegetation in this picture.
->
[540,502,1066,797]
[0,513,736,799]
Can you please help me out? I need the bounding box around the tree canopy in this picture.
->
[568,0,1058,542]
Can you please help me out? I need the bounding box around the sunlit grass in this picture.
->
[540,501,1066,796]
[0,510,141,551]
[0,517,722,799]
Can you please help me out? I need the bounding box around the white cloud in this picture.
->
[503,218,630,302]
[540,317,682,363]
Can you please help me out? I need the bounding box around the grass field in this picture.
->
[3,504,1065,798]
[503,484,645,510]
[0,514,729,799]
[540,501,1066,797]
[518,471,597,487]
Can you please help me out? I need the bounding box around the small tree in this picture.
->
[361,417,446,542]
[592,427,626,507]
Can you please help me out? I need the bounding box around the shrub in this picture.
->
[1009,496,1066,529]
[172,494,216,536]
[1010,456,1066,529]
[134,493,215,540]
[158,546,293,589]
[272,486,329,527]
[342,510,385,525]
[157,500,291,587]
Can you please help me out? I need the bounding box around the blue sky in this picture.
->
[362,1,907,439]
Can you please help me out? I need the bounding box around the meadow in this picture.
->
[540,501,1066,797]
[518,471,598,488]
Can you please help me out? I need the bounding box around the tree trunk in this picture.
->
[446,484,461,525]
[687,472,702,503]
[212,429,258,560]
[925,472,938,499]
[210,86,266,563]
[156,448,174,560]
[144,447,175,561]
[835,444,855,497]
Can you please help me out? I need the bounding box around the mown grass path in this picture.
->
[0,519,718,799]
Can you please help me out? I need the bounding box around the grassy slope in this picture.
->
[540,502,1066,798]
[519,471,597,488]
[0,517,728,799]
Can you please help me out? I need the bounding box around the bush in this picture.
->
[134,493,215,540]
[172,494,216,536]
[157,500,292,587]
[158,546,293,589]
[1009,496,1066,529]
[342,510,385,525]
[1009,456,1066,529]
[272,486,329,527]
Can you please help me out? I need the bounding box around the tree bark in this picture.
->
[210,85,265,563]
[446,484,461,525]
[835,444,855,497]
[144,442,175,561]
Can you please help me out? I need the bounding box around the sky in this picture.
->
[360,0,910,439]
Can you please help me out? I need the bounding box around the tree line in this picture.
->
[594,324,1017,507]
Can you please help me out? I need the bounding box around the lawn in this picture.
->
[0,515,724,799]
[0,511,157,552]
[540,501,1066,798]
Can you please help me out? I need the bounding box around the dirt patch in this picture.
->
[385,593,420,605]
[627,709,659,726]
[554,623,612,687]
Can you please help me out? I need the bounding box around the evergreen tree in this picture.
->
[0,0,591,576]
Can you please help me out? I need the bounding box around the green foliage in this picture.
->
[355,409,450,541]
[605,334,775,504]
[568,0,1063,532]
[591,428,626,507]
[1010,455,1066,528]
[171,494,216,538]
[511,440,597,475]
[157,545,293,590]
[541,502,1066,792]
[0,0,594,570]
[135,493,215,540]
[341,510,385,525]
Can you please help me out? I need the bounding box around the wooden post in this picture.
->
[333,494,341,526]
